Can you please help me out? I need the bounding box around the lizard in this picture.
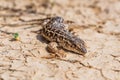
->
[39,16,87,57]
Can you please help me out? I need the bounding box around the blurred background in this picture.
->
[0,0,120,80]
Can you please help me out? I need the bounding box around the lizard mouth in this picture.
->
[81,48,87,54]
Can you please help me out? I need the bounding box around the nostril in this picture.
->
[81,48,87,53]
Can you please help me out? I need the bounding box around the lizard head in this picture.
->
[63,35,87,55]
[69,37,87,55]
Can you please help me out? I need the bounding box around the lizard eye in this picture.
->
[71,44,75,48]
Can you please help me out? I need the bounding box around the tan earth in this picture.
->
[0,0,120,80]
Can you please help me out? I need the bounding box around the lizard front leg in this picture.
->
[46,42,66,58]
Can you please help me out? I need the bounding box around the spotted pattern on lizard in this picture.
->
[39,16,87,55]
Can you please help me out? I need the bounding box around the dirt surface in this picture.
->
[0,0,120,80]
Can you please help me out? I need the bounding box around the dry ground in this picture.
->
[0,0,120,80]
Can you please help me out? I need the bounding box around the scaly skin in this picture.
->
[39,16,87,55]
